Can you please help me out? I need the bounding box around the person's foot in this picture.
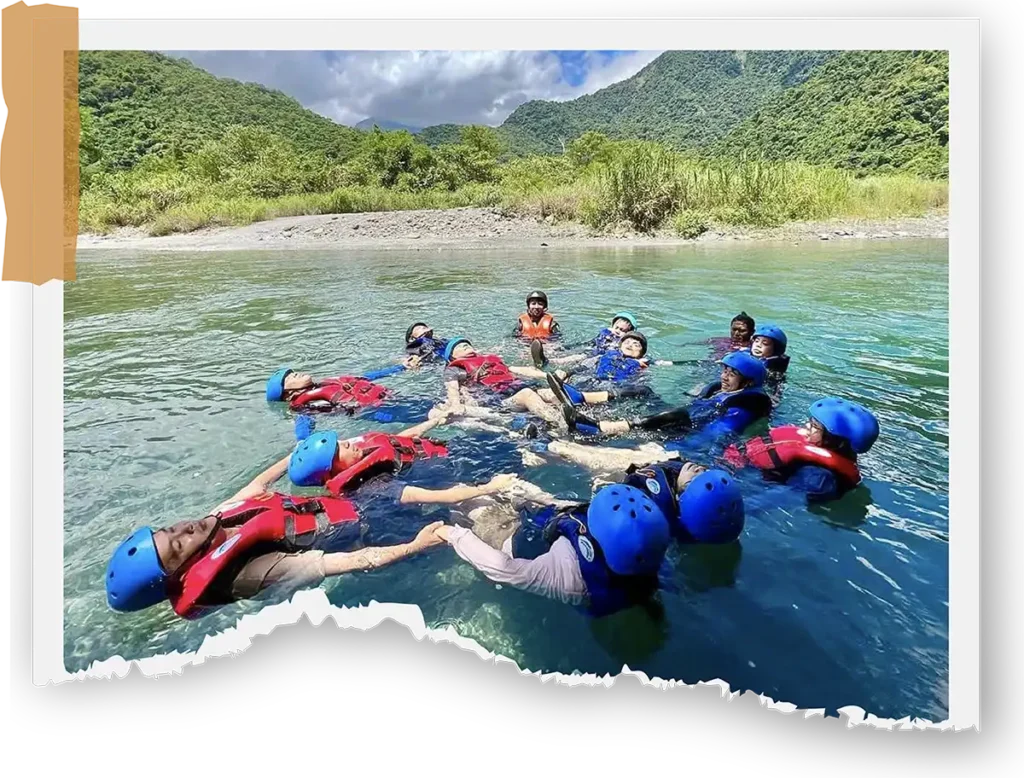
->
[561,402,600,434]
[531,339,548,368]
[546,372,575,408]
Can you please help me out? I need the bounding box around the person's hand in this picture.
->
[403,354,423,370]
[294,414,315,442]
[411,521,447,550]
[482,473,519,494]
[427,406,451,424]
[676,461,707,491]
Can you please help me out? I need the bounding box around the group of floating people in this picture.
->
[104,292,881,622]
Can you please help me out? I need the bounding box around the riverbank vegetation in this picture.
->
[80,125,946,237]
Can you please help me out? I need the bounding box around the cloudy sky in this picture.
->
[166,50,663,128]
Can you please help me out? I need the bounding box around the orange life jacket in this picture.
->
[518,312,556,339]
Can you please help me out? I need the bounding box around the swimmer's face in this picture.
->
[731,320,752,343]
[720,365,746,393]
[675,462,707,492]
[527,300,546,318]
[750,336,776,358]
[153,515,220,575]
[805,418,827,446]
[611,317,634,336]
[284,372,314,393]
[620,338,644,359]
[334,439,365,472]
[410,325,433,341]
[451,341,476,360]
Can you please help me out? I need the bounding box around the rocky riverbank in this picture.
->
[77,207,948,252]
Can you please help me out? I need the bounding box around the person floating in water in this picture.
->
[527,312,640,372]
[104,448,447,621]
[722,396,880,501]
[402,322,450,369]
[706,312,755,359]
[749,323,791,377]
[554,350,771,446]
[441,337,566,426]
[533,332,656,410]
[544,452,746,545]
[434,484,672,617]
[286,416,521,507]
[514,291,560,341]
[266,367,430,424]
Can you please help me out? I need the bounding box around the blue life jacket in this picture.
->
[760,353,790,375]
[589,329,620,355]
[543,506,659,617]
[623,463,681,526]
[688,381,772,428]
[595,350,646,382]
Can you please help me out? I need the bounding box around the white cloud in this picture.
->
[166,50,663,128]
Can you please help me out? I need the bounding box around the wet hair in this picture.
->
[731,312,755,332]
[811,420,859,461]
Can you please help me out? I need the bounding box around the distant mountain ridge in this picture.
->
[354,117,424,133]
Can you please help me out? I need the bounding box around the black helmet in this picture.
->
[526,291,548,307]
[405,322,432,345]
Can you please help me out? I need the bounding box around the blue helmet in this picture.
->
[721,350,767,387]
[443,337,471,363]
[266,368,293,402]
[587,485,671,577]
[676,469,745,544]
[105,527,168,612]
[289,430,340,486]
[753,324,787,354]
[612,311,638,329]
[809,397,880,454]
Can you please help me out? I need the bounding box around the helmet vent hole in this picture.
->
[704,482,713,491]
[127,548,136,556]
[721,477,728,485]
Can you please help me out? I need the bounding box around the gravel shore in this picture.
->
[77,207,948,252]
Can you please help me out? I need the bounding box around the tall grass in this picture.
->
[79,139,948,237]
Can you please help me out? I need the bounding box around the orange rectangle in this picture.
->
[2,2,79,284]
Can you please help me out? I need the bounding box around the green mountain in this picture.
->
[355,116,423,133]
[496,50,838,155]
[717,50,948,177]
[78,51,364,171]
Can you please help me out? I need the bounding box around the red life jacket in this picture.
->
[448,354,519,391]
[168,493,360,620]
[518,312,556,339]
[723,425,861,488]
[289,377,389,412]
[325,432,449,496]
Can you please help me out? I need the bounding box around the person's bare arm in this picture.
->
[225,454,292,503]
[444,379,464,412]
[399,473,518,505]
[398,410,448,439]
[320,521,445,577]
[546,439,678,472]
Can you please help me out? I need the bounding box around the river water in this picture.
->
[64,240,948,719]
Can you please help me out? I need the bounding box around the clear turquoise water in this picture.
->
[64,240,948,719]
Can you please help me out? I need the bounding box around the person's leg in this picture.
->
[547,439,678,472]
[509,388,563,425]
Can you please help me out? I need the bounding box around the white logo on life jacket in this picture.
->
[577,536,596,563]
[807,446,833,458]
[646,477,661,495]
[210,534,242,560]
